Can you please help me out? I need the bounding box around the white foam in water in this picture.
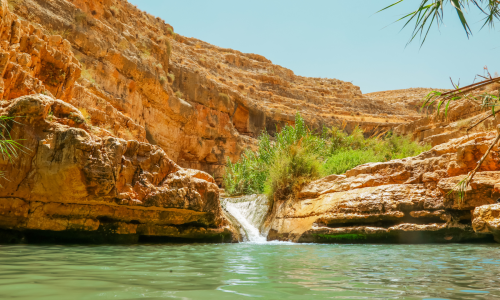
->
[224,200,268,243]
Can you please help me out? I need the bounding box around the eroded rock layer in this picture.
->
[0,94,236,243]
[267,132,500,243]
[6,0,421,184]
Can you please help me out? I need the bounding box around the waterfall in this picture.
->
[223,194,270,243]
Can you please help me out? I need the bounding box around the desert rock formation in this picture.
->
[8,0,421,184]
[267,131,500,243]
[0,0,239,242]
[0,94,236,243]
[3,0,500,244]
[394,82,500,147]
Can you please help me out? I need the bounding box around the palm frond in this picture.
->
[422,76,500,117]
[380,0,500,44]
[0,116,27,163]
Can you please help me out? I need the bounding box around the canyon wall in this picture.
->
[4,0,500,244]
[0,0,239,243]
[8,0,420,184]
[267,84,500,243]
[0,94,236,243]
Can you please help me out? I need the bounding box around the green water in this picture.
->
[1,243,499,299]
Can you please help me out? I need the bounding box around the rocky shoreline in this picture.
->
[266,132,500,243]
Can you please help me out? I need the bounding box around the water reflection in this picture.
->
[0,243,499,299]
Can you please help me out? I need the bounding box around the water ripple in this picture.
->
[0,244,499,299]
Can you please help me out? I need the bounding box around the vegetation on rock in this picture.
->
[0,116,23,179]
[223,113,430,201]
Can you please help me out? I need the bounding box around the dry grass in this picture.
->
[118,39,129,51]
[8,0,22,11]
[78,107,91,122]
[47,28,71,39]
[74,11,95,26]
[81,65,95,84]
[166,73,175,84]
[456,118,472,129]
[165,39,171,57]
[219,93,230,102]
[175,91,184,99]
[110,6,119,17]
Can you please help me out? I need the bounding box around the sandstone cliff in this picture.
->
[7,0,421,184]
[0,94,236,243]
[4,0,500,245]
[394,82,500,147]
[0,0,243,242]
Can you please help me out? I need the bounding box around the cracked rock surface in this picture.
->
[0,95,236,243]
[267,132,500,243]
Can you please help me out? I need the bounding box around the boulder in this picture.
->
[267,132,500,243]
[0,95,237,243]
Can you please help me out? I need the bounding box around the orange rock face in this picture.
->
[0,94,236,243]
[267,132,500,243]
[5,0,422,184]
[5,0,500,244]
[0,0,80,101]
[473,204,500,242]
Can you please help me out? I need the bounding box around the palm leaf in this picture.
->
[379,0,500,44]
[0,116,27,163]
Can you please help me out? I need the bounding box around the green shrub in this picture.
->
[175,91,183,99]
[0,116,24,174]
[167,73,175,83]
[224,113,430,201]
[264,145,321,202]
[322,148,378,175]
[321,128,429,175]
[224,113,325,200]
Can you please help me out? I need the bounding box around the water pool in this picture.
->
[1,243,499,299]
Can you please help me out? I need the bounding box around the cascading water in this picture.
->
[222,194,270,243]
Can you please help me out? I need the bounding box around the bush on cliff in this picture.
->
[264,145,321,202]
[224,113,323,197]
[223,113,430,200]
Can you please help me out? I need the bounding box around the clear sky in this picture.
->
[129,0,499,93]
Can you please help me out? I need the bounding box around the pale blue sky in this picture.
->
[129,0,499,93]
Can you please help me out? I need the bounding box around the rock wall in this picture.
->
[267,131,500,243]
[7,0,500,244]
[0,94,236,243]
[394,83,500,147]
[0,0,241,243]
[6,0,421,184]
